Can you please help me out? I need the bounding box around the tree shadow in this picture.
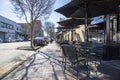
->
[39,51,76,80]
[2,50,76,80]
[96,63,119,80]
[20,54,36,80]
[62,53,108,80]
[64,62,89,79]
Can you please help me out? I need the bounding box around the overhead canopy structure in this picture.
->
[55,0,120,18]
[57,18,91,27]
[57,26,79,29]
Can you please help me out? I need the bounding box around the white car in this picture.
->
[89,37,103,43]
[0,38,3,43]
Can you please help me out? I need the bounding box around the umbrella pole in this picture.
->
[106,15,110,44]
[85,3,88,42]
[71,29,73,44]
[84,3,90,77]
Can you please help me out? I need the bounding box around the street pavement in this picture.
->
[1,41,76,80]
[0,42,36,79]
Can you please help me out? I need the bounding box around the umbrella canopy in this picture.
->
[55,0,80,17]
[55,0,120,42]
[57,18,91,27]
[55,0,120,18]
[71,0,120,18]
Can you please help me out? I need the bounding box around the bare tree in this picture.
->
[10,0,56,48]
[44,21,55,38]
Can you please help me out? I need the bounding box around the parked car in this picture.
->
[33,37,46,46]
[44,37,51,44]
[15,38,23,42]
[88,37,103,43]
[5,37,15,42]
[0,38,3,43]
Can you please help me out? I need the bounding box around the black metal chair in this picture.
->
[61,44,76,70]
[61,44,86,79]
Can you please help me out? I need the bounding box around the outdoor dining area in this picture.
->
[55,0,120,80]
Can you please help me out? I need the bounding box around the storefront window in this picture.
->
[1,22,7,28]
[10,25,14,30]
[110,15,120,43]
[0,22,1,27]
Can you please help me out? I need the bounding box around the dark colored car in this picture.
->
[33,37,46,46]
[44,37,51,44]
[15,38,23,42]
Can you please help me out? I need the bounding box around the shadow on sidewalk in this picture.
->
[38,51,77,80]
[2,50,76,80]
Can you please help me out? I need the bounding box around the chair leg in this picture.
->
[77,56,79,79]
[63,56,66,73]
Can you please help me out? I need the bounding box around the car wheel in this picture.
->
[34,44,37,46]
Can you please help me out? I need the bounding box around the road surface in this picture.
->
[0,42,35,78]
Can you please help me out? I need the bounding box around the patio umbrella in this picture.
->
[57,18,91,27]
[57,26,79,29]
[55,0,120,18]
[71,1,120,18]
[55,0,80,17]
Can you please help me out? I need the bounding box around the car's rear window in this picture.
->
[35,37,44,40]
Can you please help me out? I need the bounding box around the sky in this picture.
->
[48,0,71,26]
[0,0,71,27]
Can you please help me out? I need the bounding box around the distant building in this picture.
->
[18,23,30,40]
[34,20,44,37]
[19,20,44,40]
[0,15,23,42]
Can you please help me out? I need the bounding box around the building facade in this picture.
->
[34,20,44,37]
[19,20,44,40]
[0,16,23,42]
[56,18,86,43]
[18,23,30,40]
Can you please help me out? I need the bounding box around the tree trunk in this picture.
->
[30,24,34,48]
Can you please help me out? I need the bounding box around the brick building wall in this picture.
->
[19,20,44,40]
